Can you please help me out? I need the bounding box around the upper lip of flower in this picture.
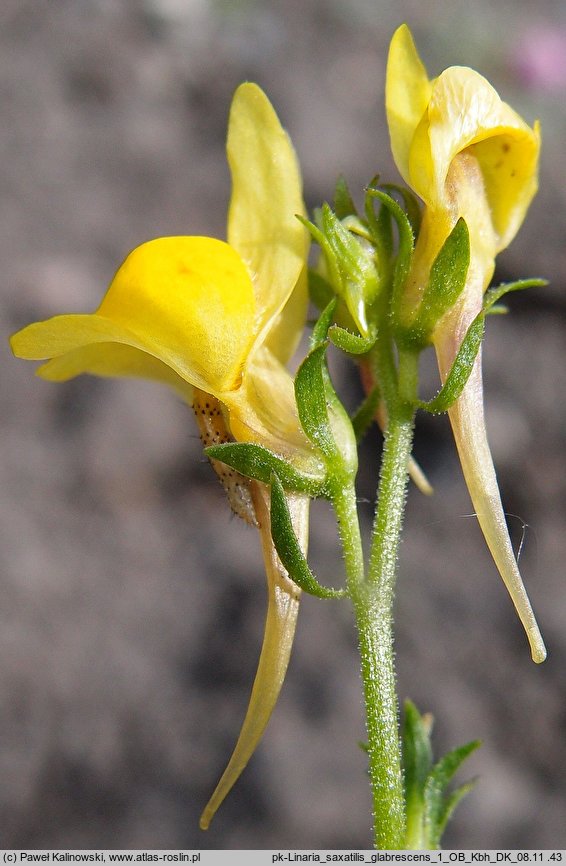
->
[386,23,540,254]
[10,82,312,462]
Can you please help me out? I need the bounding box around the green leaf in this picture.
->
[432,779,478,847]
[418,313,485,414]
[365,187,414,324]
[402,700,434,823]
[401,700,481,849]
[297,213,328,252]
[328,324,377,355]
[408,218,470,346]
[295,344,337,459]
[310,299,338,351]
[364,177,394,263]
[379,182,422,237]
[426,740,481,801]
[205,442,327,497]
[320,204,364,272]
[270,474,345,599]
[351,386,381,443]
[295,343,358,479]
[334,175,358,220]
[483,277,547,314]
[414,275,544,414]
[424,740,481,848]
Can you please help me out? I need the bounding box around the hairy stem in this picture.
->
[348,346,418,848]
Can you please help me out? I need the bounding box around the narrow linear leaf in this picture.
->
[270,474,344,599]
[403,700,434,811]
[364,176,394,262]
[365,187,414,322]
[320,204,365,276]
[380,182,422,237]
[311,298,338,351]
[296,212,326,247]
[427,739,481,793]
[431,778,478,847]
[205,442,327,497]
[334,175,358,220]
[418,314,485,414]
[483,277,547,313]
[424,739,481,846]
[298,215,342,294]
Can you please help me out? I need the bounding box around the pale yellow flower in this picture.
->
[11,82,316,821]
[386,25,545,662]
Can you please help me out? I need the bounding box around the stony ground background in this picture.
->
[2,0,566,850]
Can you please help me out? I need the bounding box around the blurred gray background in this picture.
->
[2,0,566,850]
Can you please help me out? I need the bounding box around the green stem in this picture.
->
[350,583,406,848]
[348,345,418,849]
[332,476,365,587]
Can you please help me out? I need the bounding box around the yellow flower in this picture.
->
[11,83,315,821]
[386,25,546,662]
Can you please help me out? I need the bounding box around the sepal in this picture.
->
[295,344,337,459]
[205,442,328,497]
[270,474,345,599]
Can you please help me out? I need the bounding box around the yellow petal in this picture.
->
[466,121,540,251]
[227,83,308,353]
[99,236,257,393]
[200,486,307,829]
[386,26,540,256]
[263,265,309,365]
[412,67,540,249]
[386,24,432,185]
[37,343,194,402]
[11,237,256,396]
[226,346,321,475]
[403,152,498,322]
